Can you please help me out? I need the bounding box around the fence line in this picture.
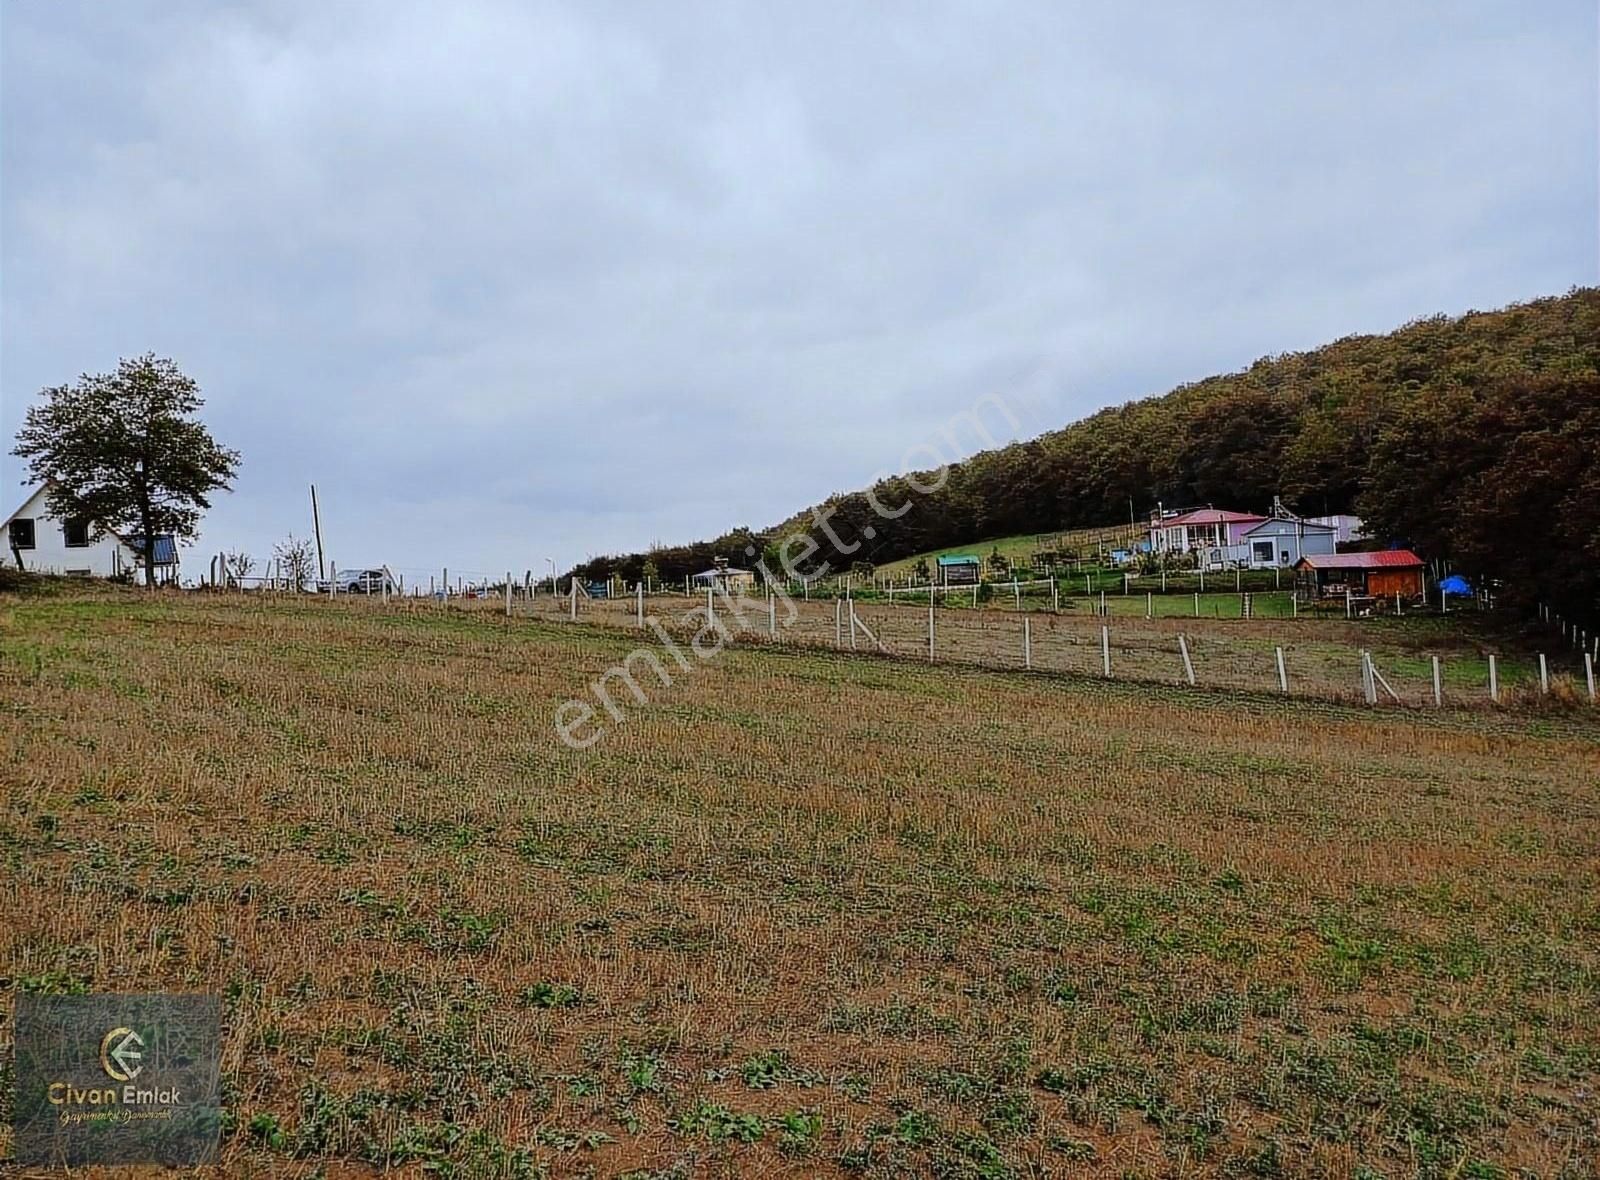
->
[252,583,1600,715]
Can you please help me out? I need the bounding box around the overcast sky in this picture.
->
[3,2,1595,581]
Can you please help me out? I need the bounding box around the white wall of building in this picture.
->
[4,485,142,578]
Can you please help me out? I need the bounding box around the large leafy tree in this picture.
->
[12,354,240,587]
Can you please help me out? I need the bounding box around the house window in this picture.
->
[8,518,35,550]
[64,518,90,547]
[1252,541,1273,563]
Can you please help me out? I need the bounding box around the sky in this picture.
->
[2,2,1596,583]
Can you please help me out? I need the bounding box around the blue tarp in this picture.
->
[1439,575,1472,596]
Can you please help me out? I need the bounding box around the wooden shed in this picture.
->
[1294,550,1425,600]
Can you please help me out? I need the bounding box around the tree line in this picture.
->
[574,288,1600,619]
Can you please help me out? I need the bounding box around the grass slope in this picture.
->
[872,522,1145,579]
[1,589,1596,1178]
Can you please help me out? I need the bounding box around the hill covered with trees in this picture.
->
[576,288,1600,617]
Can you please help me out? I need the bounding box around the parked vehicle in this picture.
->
[317,567,397,595]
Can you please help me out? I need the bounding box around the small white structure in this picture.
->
[2,483,179,583]
[1303,514,1367,545]
[1239,517,1338,569]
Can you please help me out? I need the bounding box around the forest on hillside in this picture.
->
[575,289,1600,618]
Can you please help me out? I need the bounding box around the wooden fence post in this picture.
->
[1275,646,1288,694]
[1586,652,1595,703]
[1146,591,1152,619]
[1023,617,1032,670]
[1193,591,1199,618]
[1432,655,1442,707]
[1538,653,1548,695]
[1101,625,1111,677]
[835,599,842,648]
[570,579,577,621]
[1488,653,1499,703]
[768,590,776,638]
[1178,635,1195,686]
[638,581,646,629]
[505,572,512,617]
[928,602,935,662]
[1052,580,1059,613]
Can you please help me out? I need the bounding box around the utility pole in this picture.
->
[310,484,326,580]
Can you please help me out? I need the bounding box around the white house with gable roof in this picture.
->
[2,482,180,583]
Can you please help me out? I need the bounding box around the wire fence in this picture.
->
[242,575,1598,713]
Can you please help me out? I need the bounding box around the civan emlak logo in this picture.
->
[100,1026,144,1082]
[13,994,221,1166]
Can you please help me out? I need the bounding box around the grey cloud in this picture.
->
[2,1,1594,575]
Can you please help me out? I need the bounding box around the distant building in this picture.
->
[1240,517,1337,569]
[1149,507,1267,557]
[1295,550,1425,599]
[2,483,179,584]
[936,554,981,585]
[691,556,755,592]
[1303,514,1367,545]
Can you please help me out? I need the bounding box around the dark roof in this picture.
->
[1296,549,1423,570]
[1242,517,1336,536]
[127,535,179,565]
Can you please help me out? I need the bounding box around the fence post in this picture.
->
[1099,590,1106,617]
[1235,568,1241,592]
[1193,591,1199,618]
[1146,591,1152,619]
[505,572,512,617]
[707,586,715,628]
[928,602,935,662]
[1488,653,1499,703]
[848,600,858,650]
[835,599,843,648]
[442,567,448,601]
[1052,580,1059,613]
[1586,652,1595,703]
[1345,588,1352,619]
[1432,655,1442,707]
[570,579,577,621]
[1023,617,1032,670]
[768,590,776,638]
[1275,646,1287,694]
[1013,577,1020,610]
[1178,635,1195,686]
[638,581,646,629]
[1538,653,1548,696]
[1101,625,1111,677]
[330,562,337,597]
[1361,650,1377,705]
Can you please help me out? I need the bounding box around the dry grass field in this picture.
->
[1,587,1597,1179]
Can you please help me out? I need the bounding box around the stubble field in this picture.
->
[1,588,1597,1178]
